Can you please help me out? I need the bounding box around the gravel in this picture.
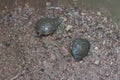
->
[0,4,120,80]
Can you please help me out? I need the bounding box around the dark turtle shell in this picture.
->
[35,17,62,37]
[70,38,90,62]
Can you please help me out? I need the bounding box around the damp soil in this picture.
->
[0,1,120,80]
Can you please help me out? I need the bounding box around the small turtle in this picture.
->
[70,38,90,62]
[35,17,62,37]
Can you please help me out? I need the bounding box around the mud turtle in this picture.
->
[70,38,90,62]
[35,17,62,37]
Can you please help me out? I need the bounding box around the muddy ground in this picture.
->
[0,1,120,80]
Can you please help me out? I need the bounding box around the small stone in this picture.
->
[70,38,90,62]
[66,25,73,31]
[95,46,99,50]
[35,17,62,37]
[94,60,100,65]
[46,2,51,7]
[103,17,108,22]
[81,12,86,16]
[94,47,99,53]
[25,3,29,8]
[97,12,101,16]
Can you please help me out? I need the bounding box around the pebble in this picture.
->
[46,2,52,7]
[66,25,73,31]
[97,12,101,16]
[95,46,99,50]
[94,60,100,65]
[81,12,86,16]
[70,38,90,62]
